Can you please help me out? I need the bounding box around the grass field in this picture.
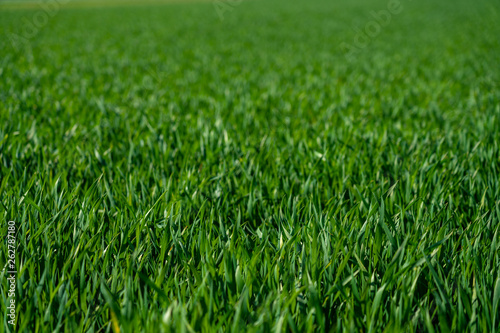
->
[1,0,500,331]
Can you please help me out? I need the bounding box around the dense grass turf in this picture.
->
[1,0,500,331]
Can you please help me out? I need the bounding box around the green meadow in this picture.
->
[0,0,500,331]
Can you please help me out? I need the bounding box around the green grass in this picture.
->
[1,0,500,331]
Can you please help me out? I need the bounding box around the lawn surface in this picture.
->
[1,0,500,331]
